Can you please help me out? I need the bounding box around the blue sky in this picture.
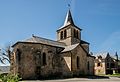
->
[0,0,120,57]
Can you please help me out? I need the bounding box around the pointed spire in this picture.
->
[57,8,82,31]
[63,9,74,26]
[106,52,110,57]
[115,52,118,61]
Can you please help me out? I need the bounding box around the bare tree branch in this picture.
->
[0,45,12,64]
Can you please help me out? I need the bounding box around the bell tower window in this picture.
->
[74,29,76,38]
[76,30,79,39]
[64,29,67,39]
[74,29,79,39]
[60,31,63,40]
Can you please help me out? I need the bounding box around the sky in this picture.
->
[0,0,120,58]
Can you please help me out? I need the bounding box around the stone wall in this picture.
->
[11,42,63,79]
[87,56,95,75]
[71,45,87,75]
[59,45,88,77]
[60,52,72,77]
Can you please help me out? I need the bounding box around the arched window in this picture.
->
[64,29,67,39]
[87,61,90,70]
[60,31,63,40]
[74,29,76,38]
[107,63,109,68]
[97,63,101,67]
[76,56,80,69]
[16,49,21,61]
[42,53,46,66]
[35,51,41,65]
[76,30,79,39]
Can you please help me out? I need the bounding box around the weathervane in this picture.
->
[67,0,72,9]
[68,3,71,9]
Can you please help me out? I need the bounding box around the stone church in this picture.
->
[10,10,95,79]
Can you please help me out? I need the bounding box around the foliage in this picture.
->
[0,73,21,82]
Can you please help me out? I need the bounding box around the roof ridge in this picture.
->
[32,35,66,45]
[62,43,79,52]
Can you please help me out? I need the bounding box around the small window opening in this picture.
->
[42,53,46,66]
[76,56,80,69]
[60,31,63,40]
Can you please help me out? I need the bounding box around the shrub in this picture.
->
[0,73,21,82]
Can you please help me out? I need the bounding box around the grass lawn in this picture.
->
[103,73,120,77]
[97,73,120,77]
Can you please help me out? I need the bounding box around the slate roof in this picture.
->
[95,52,117,59]
[61,43,92,57]
[81,40,90,45]
[95,52,108,59]
[12,35,66,48]
[95,52,120,63]
[57,10,81,31]
[62,43,79,52]
[61,10,74,28]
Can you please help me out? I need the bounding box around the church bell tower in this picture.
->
[57,10,82,46]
